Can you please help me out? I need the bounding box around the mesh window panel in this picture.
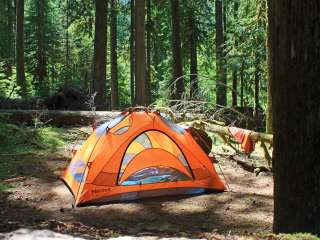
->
[120,166,191,186]
[118,130,193,185]
[95,114,128,136]
[135,133,152,148]
[113,126,130,135]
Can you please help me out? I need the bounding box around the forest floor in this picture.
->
[0,123,277,240]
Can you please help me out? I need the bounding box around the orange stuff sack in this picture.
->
[228,126,255,153]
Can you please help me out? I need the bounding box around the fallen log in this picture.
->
[183,120,273,145]
[181,120,273,166]
[0,109,120,126]
[0,110,273,145]
[4,176,26,183]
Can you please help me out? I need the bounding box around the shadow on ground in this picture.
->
[0,154,273,239]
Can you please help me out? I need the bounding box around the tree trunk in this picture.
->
[7,0,14,63]
[215,0,227,107]
[35,1,48,97]
[240,63,244,107]
[110,0,119,109]
[223,0,227,93]
[253,52,260,118]
[232,71,237,106]
[0,2,5,57]
[134,0,147,106]
[0,0,14,74]
[16,0,26,96]
[188,2,198,100]
[232,1,239,107]
[170,0,184,100]
[270,0,320,234]
[130,0,135,105]
[266,1,272,134]
[145,0,151,104]
[92,0,107,110]
[64,0,70,86]
[266,77,272,133]
[152,1,160,94]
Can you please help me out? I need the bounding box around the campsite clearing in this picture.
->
[0,124,273,239]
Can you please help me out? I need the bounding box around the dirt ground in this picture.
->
[0,146,273,239]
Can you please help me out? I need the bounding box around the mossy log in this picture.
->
[182,120,273,144]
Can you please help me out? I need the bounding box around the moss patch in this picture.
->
[0,182,12,191]
[0,121,68,184]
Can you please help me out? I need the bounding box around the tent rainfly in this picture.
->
[61,108,225,206]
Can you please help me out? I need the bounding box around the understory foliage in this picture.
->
[0,117,66,187]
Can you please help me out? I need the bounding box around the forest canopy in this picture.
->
[0,0,267,114]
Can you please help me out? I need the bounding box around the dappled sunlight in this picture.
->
[0,121,274,238]
[2,154,274,236]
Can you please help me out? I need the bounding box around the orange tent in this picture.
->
[61,109,225,206]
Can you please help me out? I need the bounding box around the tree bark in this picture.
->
[110,0,119,109]
[231,71,237,106]
[232,1,239,107]
[215,0,227,107]
[152,0,161,94]
[240,63,244,107]
[270,0,320,234]
[266,76,272,133]
[266,1,272,134]
[188,2,198,100]
[34,1,49,97]
[64,0,70,87]
[145,0,151,105]
[134,0,147,106]
[253,52,260,118]
[0,0,14,74]
[16,0,26,96]
[92,0,107,110]
[170,0,184,100]
[7,0,14,63]
[130,0,135,105]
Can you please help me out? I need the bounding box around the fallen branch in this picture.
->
[260,140,272,167]
[218,133,238,153]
